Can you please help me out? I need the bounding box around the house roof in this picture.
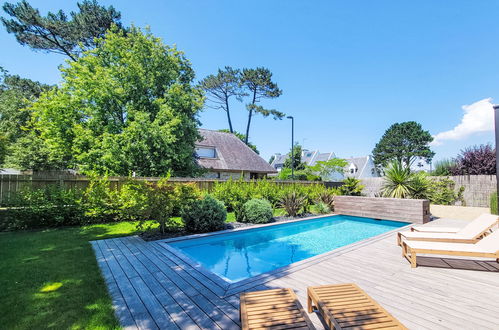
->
[270,150,336,168]
[196,129,277,173]
[345,156,370,178]
[310,152,335,166]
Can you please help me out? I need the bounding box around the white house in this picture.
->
[270,149,337,172]
[342,156,380,179]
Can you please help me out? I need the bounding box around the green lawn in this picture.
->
[0,221,151,330]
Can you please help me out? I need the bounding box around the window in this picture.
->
[348,163,357,174]
[196,147,216,158]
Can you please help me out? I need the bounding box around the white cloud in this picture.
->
[431,98,494,146]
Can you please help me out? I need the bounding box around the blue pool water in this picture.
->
[169,215,407,282]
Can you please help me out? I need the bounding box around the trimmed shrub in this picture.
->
[182,195,227,233]
[240,199,273,224]
[491,192,498,215]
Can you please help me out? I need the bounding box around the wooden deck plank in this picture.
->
[124,238,226,329]
[96,239,159,330]
[111,238,201,330]
[128,276,179,329]
[91,241,139,330]
[127,236,239,327]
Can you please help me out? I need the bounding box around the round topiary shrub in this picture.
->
[181,195,227,233]
[240,198,273,224]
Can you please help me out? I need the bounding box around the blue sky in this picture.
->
[1,0,497,163]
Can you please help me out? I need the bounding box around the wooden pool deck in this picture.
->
[92,218,499,330]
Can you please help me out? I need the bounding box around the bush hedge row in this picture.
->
[0,177,343,232]
[0,176,201,231]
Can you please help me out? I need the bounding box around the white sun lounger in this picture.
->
[397,214,498,246]
[401,230,499,268]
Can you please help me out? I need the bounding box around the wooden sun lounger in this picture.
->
[401,230,499,268]
[240,288,315,330]
[307,283,406,330]
[397,214,498,246]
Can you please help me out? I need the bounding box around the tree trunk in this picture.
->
[244,107,252,144]
[225,97,233,133]
[244,91,257,144]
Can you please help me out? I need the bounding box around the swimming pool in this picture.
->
[168,215,407,283]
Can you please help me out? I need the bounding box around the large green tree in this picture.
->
[1,0,122,60]
[200,67,245,133]
[372,121,434,170]
[307,158,348,180]
[24,26,203,176]
[240,67,284,144]
[283,143,306,171]
[0,68,51,142]
[0,134,7,165]
[0,68,51,167]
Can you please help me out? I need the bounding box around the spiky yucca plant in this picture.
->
[381,161,414,199]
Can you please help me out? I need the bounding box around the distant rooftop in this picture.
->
[270,149,336,170]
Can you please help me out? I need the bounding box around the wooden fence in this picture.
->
[0,174,342,205]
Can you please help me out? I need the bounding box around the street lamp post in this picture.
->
[287,116,294,180]
[493,105,499,211]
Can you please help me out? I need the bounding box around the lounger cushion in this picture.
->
[401,214,498,241]
[405,230,499,253]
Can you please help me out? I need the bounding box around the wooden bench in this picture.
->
[307,283,407,330]
[240,288,315,330]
